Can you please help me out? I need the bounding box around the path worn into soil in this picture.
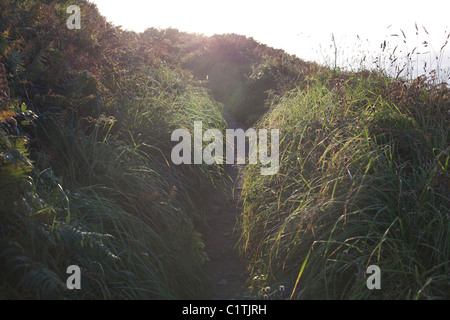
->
[203,113,251,300]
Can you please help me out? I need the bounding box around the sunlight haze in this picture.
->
[90,0,450,77]
[1,0,449,302]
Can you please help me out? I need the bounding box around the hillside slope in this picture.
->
[0,0,448,300]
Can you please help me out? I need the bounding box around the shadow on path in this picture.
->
[203,112,252,300]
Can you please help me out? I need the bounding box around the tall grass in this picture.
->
[239,67,449,299]
[2,0,448,300]
[0,65,228,299]
[318,24,450,84]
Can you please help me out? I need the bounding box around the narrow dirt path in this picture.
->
[203,112,251,300]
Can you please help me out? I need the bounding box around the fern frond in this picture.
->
[5,49,25,78]
[0,62,10,105]
[18,267,66,299]
[51,223,119,262]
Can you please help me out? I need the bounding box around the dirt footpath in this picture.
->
[203,113,251,300]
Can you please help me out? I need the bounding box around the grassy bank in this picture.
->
[1,64,226,299]
[239,68,449,299]
[0,0,227,299]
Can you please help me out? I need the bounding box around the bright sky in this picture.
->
[89,0,450,78]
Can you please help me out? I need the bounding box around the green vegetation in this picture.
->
[0,0,225,299]
[239,69,449,299]
[181,33,314,125]
[0,0,448,300]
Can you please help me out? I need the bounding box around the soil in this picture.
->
[202,113,252,300]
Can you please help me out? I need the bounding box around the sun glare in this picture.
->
[90,0,450,74]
